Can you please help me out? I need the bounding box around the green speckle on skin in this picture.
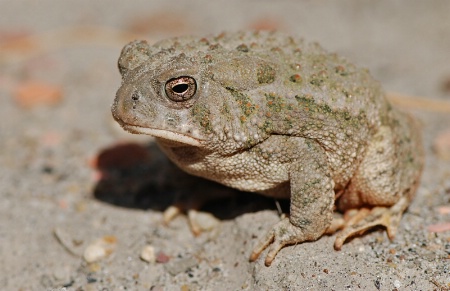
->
[295,94,314,104]
[302,179,321,190]
[343,111,352,120]
[295,94,367,130]
[309,70,329,87]
[244,137,257,149]
[278,226,288,236]
[192,103,212,133]
[310,75,324,86]
[221,103,230,116]
[265,93,286,113]
[322,104,332,114]
[257,63,276,84]
[295,94,316,113]
[299,219,312,227]
[407,155,415,164]
[261,120,273,133]
[226,87,257,119]
[283,116,294,129]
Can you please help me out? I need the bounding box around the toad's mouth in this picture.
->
[121,124,203,147]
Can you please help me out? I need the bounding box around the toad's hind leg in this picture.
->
[334,196,409,250]
[333,112,423,249]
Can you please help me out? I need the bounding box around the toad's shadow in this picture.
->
[93,142,288,220]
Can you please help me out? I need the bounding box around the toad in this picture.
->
[112,31,423,266]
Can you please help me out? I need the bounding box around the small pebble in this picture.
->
[84,244,107,263]
[188,210,220,235]
[83,235,117,263]
[156,251,170,263]
[394,280,402,288]
[140,245,156,263]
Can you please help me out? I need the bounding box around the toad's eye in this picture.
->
[164,76,197,102]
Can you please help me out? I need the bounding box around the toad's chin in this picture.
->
[121,124,203,147]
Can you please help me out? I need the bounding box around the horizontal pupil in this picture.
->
[173,83,189,94]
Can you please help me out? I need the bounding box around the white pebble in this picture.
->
[84,244,107,263]
[188,210,220,234]
[140,245,156,263]
[83,236,117,263]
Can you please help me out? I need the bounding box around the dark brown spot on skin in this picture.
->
[290,74,302,83]
[257,64,276,84]
[236,44,249,52]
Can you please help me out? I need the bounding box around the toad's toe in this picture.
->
[334,196,409,250]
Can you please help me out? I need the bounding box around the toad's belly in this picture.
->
[157,140,290,196]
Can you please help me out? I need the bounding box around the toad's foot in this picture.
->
[163,205,182,225]
[163,206,219,236]
[334,196,409,250]
[324,212,345,235]
[250,217,321,266]
[187,209,220,235]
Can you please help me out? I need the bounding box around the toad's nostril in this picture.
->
[132,92,140,101]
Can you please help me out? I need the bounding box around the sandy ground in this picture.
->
[1,1,450,290]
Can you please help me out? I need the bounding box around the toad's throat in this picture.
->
[122,124,203,147]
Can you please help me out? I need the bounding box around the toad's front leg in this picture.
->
[250,140,335,266]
